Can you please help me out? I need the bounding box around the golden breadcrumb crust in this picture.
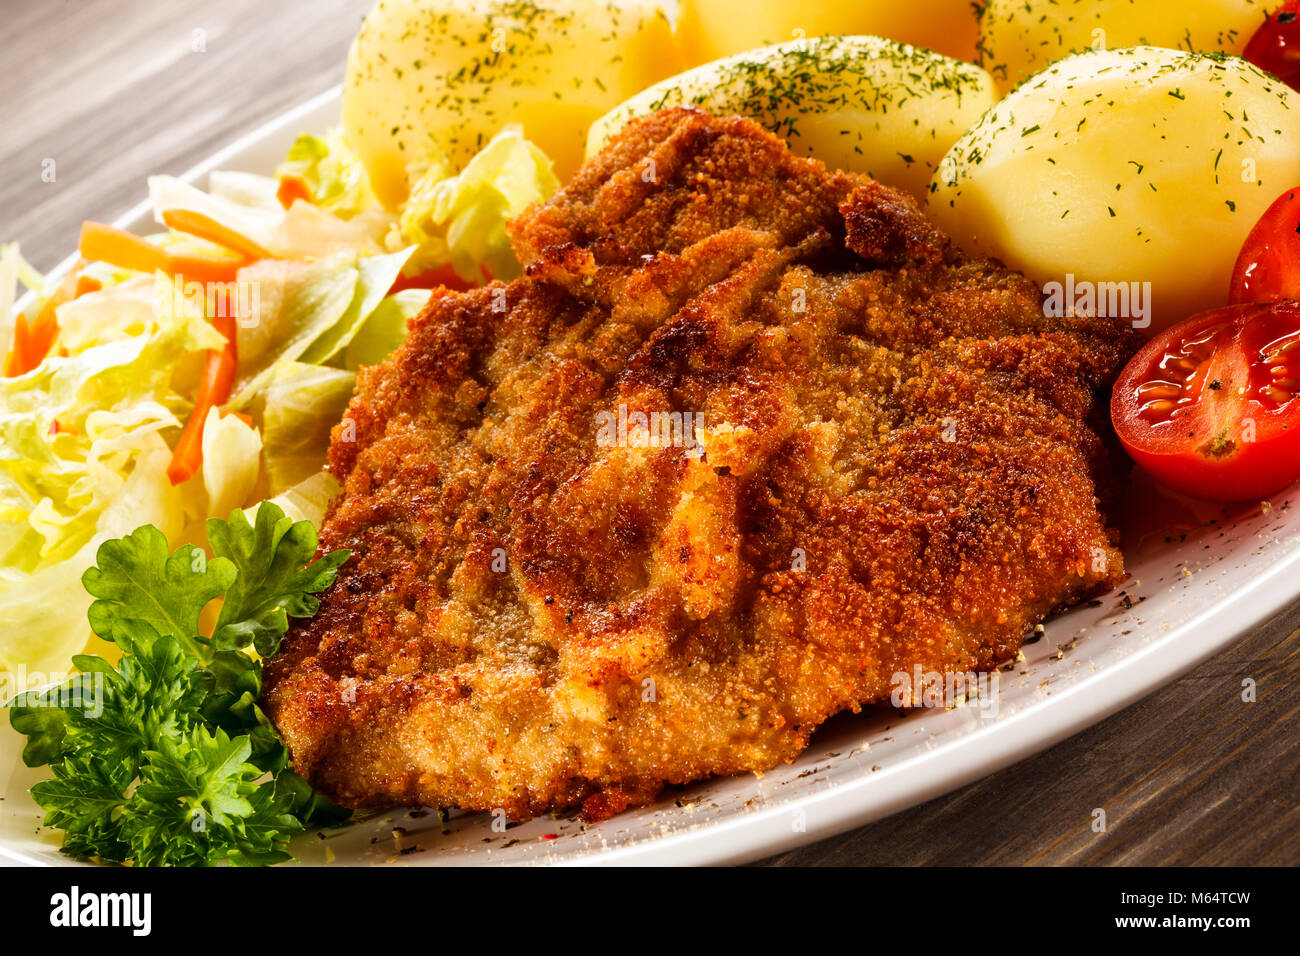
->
[264,109,1139,820]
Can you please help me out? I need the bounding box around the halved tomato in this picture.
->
[1228,185,1300,304]
[1111,301,1300,502]
[1244,0,1300,91]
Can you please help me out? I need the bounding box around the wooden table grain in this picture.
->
[3,0,1296,867]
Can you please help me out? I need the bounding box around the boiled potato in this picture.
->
[979,0,1270,93]
[587,36,998,198]
[928,47,1300,334]
[677,0,980,63]
[343,0,683,207]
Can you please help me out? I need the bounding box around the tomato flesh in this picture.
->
[1228,186,1300,303]
[1112,301,1300,501]
[1244,0,1300,90]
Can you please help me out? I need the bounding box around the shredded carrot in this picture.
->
[23,305,60,371]
[276,176,314,209]
[79,220,245,283]
[2,269,93,377]
[3,235,244,378]
[3,313,34,377]
[79,221,168,274]
[68,219,252,475]
[74,275,102,298]
[5,307,59,378]
[166,310,238,485]
[161,208,271,261]
[163,254,245,284]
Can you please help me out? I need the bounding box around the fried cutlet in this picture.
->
[263,108,1140,821]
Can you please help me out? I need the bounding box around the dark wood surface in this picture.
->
[3,0,1296,866]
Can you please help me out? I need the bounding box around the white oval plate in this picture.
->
[3,89,1298,867]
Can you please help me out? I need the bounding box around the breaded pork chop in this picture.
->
[264,108,1140,820]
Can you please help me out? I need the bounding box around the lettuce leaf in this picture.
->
[400,125,558,282]
[0,542,98,684]
[0,277,221,572]
[150,171,390,262]
[207,170,282,211]
[252,472,342,527]
[201,409,263,523]
[228,255,359,409]
[0,243,46,354]
[259,362,355,495]
[275,129,378,219]
[0,277,220,677]
[298,247,414,365]
[342,289,430,370]
[273,201,390,260]
[149,175,283,254]
[55,274,225,355]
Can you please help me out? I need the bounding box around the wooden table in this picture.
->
[3,0,1296,866]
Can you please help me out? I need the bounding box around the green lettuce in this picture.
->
[150,171,391,262]
[275,129,378,218]
[298,247,414,365]
[0,243,47,349]
[228,255,359,409]
[259,362,355,495]
[200,408,263,524]
[0,274,222,677]
[343,289,430,370]
[400,124,558,282]
[254,472,342,527]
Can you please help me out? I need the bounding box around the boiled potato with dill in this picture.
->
[343,0,682,207]
[978,0,1269,93]
[676,0,980,62]
[927,47,1300,334]
[587,36,997,198]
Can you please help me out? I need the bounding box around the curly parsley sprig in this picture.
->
[8,502,350,866]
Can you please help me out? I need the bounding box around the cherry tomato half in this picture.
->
[1229,186,1300,303]
[1111,301,1300,501]
[1244,0,1300,90]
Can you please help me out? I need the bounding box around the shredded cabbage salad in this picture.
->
[0,125,556,682]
